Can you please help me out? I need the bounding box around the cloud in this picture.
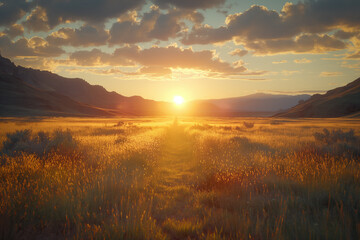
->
[181,1,359,54]
[0,35,64,58]
[69,47,136,66]
[3,24,24,38]
[334,30,359,39]
[23,6,50,32]
[282,70,300,76]
[91,66,172,77]
[341,61,360,70]
[109,8,203,44]
[229,49,248,57]
[320,71,342,77]
[272,60,287,64]
[346,51,360,59]
[294,58,312,64]
[242,34,347,55]
[151,0,225,9]
[69,45,256,76]
[0,0,32,26]
[11,57,60,71]
[47,24,109,47]
[34,0,145,28]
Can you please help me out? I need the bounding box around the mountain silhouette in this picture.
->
[0,54,171,116]
[275,77,360,118]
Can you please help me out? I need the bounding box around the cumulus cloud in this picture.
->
[0,36,64,58]
[23,6,50,32]
[3,24,24,38]
[109,8,203,44]
[0,0,32,26]
[151,0,225,9]
[47,24,109,47]
[181,1,359,54]
[242,34,347,55]
[69,45,256,76]
[334,30,359,40]
[34,0,145,28]
[69,47,135,66]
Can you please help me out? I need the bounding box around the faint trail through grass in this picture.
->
[151,123,202,238]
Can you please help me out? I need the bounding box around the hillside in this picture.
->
[0,55,171,116]
[275,77,360,118]
[0,73,117,117]
[193,93,310,116]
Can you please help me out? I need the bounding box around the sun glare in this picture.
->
[173,95,184,105]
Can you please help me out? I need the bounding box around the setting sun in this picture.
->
[173,96,185,105]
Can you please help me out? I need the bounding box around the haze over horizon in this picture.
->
[0,0,359,101]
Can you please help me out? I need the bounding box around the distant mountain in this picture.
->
[0,55,171,116]
[275,77,360,118]
[193,93,310,116]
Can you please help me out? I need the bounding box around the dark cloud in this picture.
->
[23,6,50,32]
[281,0,360,33]
[35,0,145,28]
[47,24,109,47]
[0,0,32,26]
[0,36,64,58]
[109,8,203,44]
[69,47,136,66]
[151,0,225,9]
[69,45,252,76]
[3,24,24,38]
[334,30,359,39]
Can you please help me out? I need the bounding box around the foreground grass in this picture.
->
[0,117,359,239]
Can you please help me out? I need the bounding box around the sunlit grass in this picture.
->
[0,117,359,239]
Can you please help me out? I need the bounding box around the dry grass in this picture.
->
[0,117,359,239]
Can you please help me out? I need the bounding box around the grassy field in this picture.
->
[0,117,359,240]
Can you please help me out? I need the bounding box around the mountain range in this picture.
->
[1,54,358,118]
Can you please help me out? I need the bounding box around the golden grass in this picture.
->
[0,117,359,239]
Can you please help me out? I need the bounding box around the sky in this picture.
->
[0,0,359,102]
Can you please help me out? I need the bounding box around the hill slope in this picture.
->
[0,73,117,117]
[0,55,171,116]
[210,93,310,112]
[192,93,310,116]
[275,77,360,118]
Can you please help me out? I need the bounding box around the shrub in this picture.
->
[313,128,359,158]
[114,121,125,127]
[314,128,357,144]
[243,121,254,129]
[1,129,77,157]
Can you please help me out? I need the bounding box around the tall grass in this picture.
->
[0,117,359,239]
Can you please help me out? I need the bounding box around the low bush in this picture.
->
[1,129,77,157]
[314,128,357,144]
[243,121,254,129]
[313,128,360,158]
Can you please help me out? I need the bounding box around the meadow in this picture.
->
[0,117,359,240]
